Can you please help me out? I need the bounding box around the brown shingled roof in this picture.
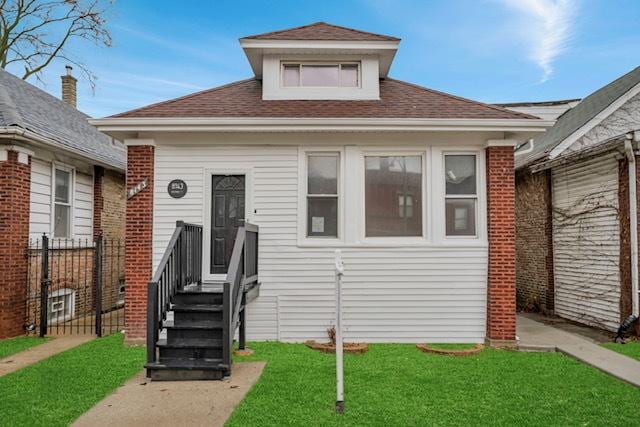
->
[110,78,538,120]
[241,22,400,42]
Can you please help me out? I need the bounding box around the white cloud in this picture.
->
[500,0,577,82]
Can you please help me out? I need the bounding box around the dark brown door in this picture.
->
[211,175,245,274]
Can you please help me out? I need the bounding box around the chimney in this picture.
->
[61,65,77,108]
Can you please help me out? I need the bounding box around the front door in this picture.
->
[211,175,245,274]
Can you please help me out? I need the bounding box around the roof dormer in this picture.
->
[239,22,400,101]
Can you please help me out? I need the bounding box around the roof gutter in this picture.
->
[0,127,125,172]
[89,117,553,133]
[528,132,638,173]
[625,132,640,318]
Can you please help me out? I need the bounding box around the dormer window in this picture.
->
[282,63,360,88]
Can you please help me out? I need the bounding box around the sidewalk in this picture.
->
[517,315,640,387]
[0,335,93,377]
[73,361,266,427]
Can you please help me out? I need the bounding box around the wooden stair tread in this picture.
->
[146,359,228,371]
[172,304,223,312]
[163,320,223,329]
[156,338,223,348]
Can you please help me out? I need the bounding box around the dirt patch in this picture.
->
[416,343,484,356]
[304,340,369,354]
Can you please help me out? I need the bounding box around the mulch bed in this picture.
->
[416,343,484,356]
[304,340,369,354]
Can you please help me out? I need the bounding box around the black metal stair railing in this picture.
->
[222,222,259,369]
[147,221,203,364]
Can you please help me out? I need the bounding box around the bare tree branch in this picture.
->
[0,0,112,88]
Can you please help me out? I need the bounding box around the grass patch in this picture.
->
[0,336,49,359]
[602,340,640,361]
[0,333,144,426]
[229,342,640,426]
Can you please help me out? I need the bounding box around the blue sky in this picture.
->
[12,0,640,118]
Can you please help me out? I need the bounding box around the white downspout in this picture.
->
[624,133,639,317]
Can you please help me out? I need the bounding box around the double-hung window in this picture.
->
[306,153,339,238]
[53,166,73,238]
[444,154,477,236]
[365,155,423,237]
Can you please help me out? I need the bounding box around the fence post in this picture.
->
[94,235,103,337]
[39,235,50,338]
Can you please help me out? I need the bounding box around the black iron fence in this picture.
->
[25,235,125,337]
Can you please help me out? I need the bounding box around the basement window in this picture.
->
[48,288,75,324]
[445,154,477,237]
[282,63,360,88]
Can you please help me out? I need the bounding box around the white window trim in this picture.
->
[50,162,75,239]
[296,144,488,249]
[438,149,487,243]
[202,167,254,282]
[281,61,362,89]
[360,149,429,244]
[297,146,345,246]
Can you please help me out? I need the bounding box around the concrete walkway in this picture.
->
[0,335,93,377]
[73,362,266,427]
[517,315,640,387]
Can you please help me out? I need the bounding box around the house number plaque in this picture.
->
[168,179,187,198]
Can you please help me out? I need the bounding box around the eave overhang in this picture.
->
[90,117,553,140]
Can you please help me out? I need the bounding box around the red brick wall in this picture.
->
[515,169,555,313]
[125,145,154,343]
[486,146,516,344]
[101,169,126,241]
[93,166,104,238]
[0,150,31,338]
[635,157,640,335]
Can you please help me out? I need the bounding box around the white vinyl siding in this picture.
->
[552,153,620,331]
[30,159,53,241]
[29,158,93,241]
[153,140,488,343]
[74,171,94,240]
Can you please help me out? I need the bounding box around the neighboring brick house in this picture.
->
[91,22,552,353]
[0,67,126,338]
[510,66,640,334]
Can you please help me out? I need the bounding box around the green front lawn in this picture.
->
[0,333,144,426]
[229,342,640,426]
[602,340,640,361]
[0,336,49,359]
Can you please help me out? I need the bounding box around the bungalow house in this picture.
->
[92,22,551,380]
[514,66,640,335]
[0,67,126,339]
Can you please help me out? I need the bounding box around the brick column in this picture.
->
[635,156,640,336]
[93,165,104,238]
[125,145,154,344]
[0,148,31,338]
[486,144,516,346]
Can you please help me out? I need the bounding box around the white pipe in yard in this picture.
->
[625,135,640,317]
[334,249,345,414]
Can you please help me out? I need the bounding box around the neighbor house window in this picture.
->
[307,153,339,237]
[53,166,73,238]
[365,156,422,237]
[445,154,477,236]
[283,63,359,87]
